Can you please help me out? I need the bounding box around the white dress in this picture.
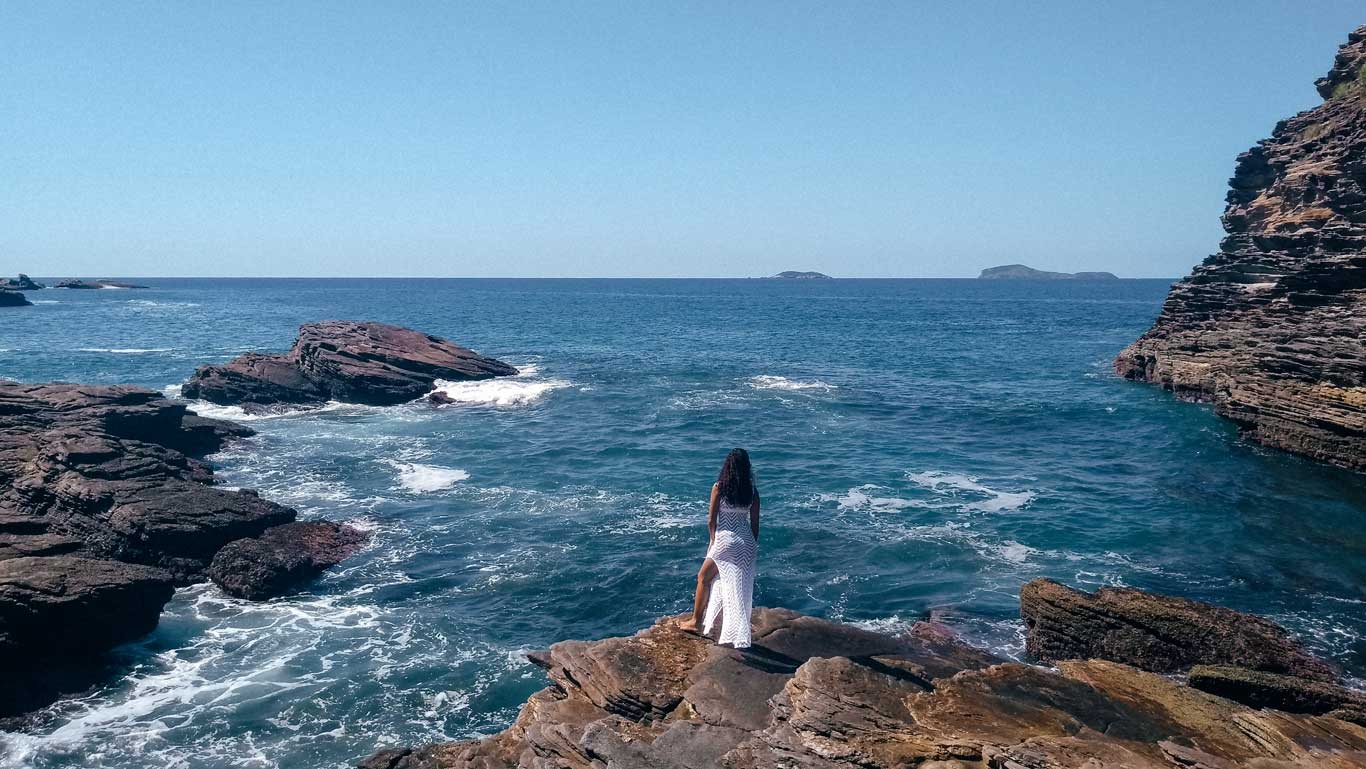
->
[703,500,757,648]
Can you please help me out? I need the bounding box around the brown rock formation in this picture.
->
[1189,665,1366,722]
[208,520,369,600]
[1020,579,1336,681]
[182,321,518,407]
[359,608,1366,769]
[1116,26,1366,471]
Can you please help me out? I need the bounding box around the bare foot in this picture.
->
[676,619,700,634]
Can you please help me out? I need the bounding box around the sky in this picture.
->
[1,3,1361,278]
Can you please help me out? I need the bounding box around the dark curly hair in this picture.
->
[716,448,755,507]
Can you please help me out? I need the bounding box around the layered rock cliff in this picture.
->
[362,597,1366,769]
[1116,26,1366,470]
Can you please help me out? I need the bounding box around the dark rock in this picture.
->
[1116,26,1366,471]
[0,289,31,307]
[54,279,148,289]
[208,521,369,600]
[360,608,1366,769]
[1188,664,1366,717]
[1020,579,1337,681]
[0,556,174,661]
[183,320,517,407]
[0,274,43,290]
[978,264,1120,279]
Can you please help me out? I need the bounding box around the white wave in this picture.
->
[821,485,924,513]
[748,375,835,392]
[907,470,1035,513]
[384,460,469,493]
[428,363,568,408]
[76,347,174,354]
[98,285,128,289]
[126,299,200,308]
[29,299,59,304]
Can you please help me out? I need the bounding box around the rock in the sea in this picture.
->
[1116,26,1366,471]
[54,279,149,289]
[768,271,833,279]
[183,320,517,407]
[360,608,1366,769]
[0,289,31,307]
[1189,664,1366,721]
[1020,578,1337,681]
[208,521,369,600]
[0,274,43,290]
[0,382,304,719]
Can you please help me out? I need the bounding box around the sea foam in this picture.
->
[385,461,469,493]
[748,375,835,392]
[428,364,568,408]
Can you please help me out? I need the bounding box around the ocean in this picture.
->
[1,278,1363,768]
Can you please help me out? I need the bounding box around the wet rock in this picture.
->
[183,320,517,407]
[359,607,1366,769]
[1116,26,1366,471]
[208,521,370,600]
[0,289,31,307]
[0,274,43,290]
[54,279,148,289]
[1189,664,1366,718]
[1020,578,1337,681]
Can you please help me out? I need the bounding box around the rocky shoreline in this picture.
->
[361,581,1365,769]
[1116,26,1366,472]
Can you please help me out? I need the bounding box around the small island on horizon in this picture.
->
[767,270,833,279]
[978,264,1120,280]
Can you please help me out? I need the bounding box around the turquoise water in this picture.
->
[1,278,1363,768]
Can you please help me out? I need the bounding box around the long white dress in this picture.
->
[703,500,757,648]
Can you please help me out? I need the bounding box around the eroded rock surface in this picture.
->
[1116,26,1366,471]
[208,520,369,600]
[183,320,517,407]
[0,289,31,307]
[1020,579,1336,681]
[359,608,1366,769]
[0,383,301,720]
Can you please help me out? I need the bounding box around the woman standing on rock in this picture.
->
[679,448,759,648]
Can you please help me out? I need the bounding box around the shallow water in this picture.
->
[1,278,1363,768]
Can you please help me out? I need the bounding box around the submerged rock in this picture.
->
[359,607,1366,769]
[1116,26,1366,471]
[183,320,517,407]
[0,289,31,307]
[1020,578,1337,681]
[208,521,369,600]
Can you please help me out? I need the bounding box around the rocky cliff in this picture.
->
[362,592,1366,769]
[1116,26,1366,471]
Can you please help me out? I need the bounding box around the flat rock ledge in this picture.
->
[359,606,1366,769]
[1115,25,1366,471]
[0,382,361,725]
[208,520,369,600]
[182,320,517,407]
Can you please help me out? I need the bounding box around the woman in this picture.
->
[678,448,759,648]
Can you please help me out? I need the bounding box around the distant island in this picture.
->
[978,264,1119,280]
[768,270,832,279]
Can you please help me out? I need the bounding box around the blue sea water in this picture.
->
[1,278,1363,768]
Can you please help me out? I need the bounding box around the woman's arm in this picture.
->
[708,484,719,547]
[750,491,760,541]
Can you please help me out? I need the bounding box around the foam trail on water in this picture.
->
[76,348,175,354]
[748,375,835,392]
[907,470,1035,513]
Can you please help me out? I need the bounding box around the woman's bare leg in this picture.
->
[678,559,718,633]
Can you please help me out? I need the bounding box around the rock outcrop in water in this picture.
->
[360,605,1366,769]
[54,279,149,289]
[183,321,518,407]
[1116,26,1366,471]
[0,274,43,291]
[0,383,364,724]
[0,290,31,307]
[208,520,369,600]
[1020,579,1337,681]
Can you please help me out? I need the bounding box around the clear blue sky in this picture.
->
[1,3,1361,278]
